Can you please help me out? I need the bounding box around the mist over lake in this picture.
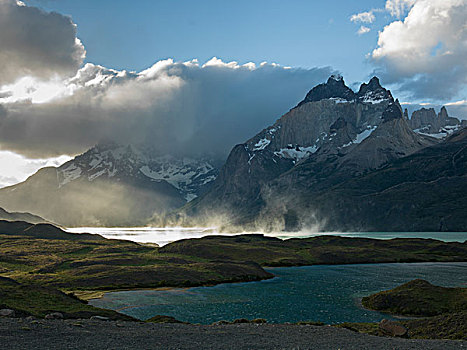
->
[65,227,467,246]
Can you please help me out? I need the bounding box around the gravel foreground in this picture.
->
[1,319,466,350]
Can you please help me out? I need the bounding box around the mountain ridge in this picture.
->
[175,76,466,232]
[0,75,465,229]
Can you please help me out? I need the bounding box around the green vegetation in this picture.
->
[161,234,467,266]
[1,222,466,293]
[340,279,467,340]
[402,311,467,340]
[337,312,467,340]
[0,233,271,291]
[362,279,467,316]
[1,220,466,332]
[0,277,132,320]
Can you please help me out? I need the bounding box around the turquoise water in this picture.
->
[90,262,467,324]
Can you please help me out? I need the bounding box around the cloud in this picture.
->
[385,0,416,17]
[371,0,467,100]
[443,100,467,120]
[0,58,334,158]
[350,11,375,24]
[0,0,85,85]
[0,1,334,162]
[357,26,371,35]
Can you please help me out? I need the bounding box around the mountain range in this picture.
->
[0,144,220,226]
[0,75,465,230]
[172,76,466,232]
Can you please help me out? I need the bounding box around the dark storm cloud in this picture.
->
[0,60,335,158]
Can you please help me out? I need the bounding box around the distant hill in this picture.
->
[0,207,46,224]
[0,220,103,240]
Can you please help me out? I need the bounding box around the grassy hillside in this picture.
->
[0,222,272,291]
[161,234,467,266]
[362,279,467,316]
[0,277,133,320]
[1,221,466,293]
[341,279,467,340]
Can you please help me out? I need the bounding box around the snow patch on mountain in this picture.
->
[253,138,271,151]
[59,164,82,186]
[56,144,219,201]
[355,125,378,143]
[414,124,462,139]
[274,145,318,161]
[330,97,351,104]
[341,125,378,148]
[360,92,390,104]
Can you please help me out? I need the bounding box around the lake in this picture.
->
[65,227,467,246]
[90,262,467,324]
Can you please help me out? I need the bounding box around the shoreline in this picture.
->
[83,261,467,301]
[77,286,192,301]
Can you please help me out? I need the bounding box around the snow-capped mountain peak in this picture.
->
[57,143,220,201]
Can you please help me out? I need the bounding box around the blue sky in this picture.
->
[26,0,388,85]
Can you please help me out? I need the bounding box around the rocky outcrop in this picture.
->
[0,309,15,317]
[379,319,408,337]
[409,106,464,137]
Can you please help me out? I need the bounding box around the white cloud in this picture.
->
[445,99,467,107]
[371,0,467,100]
[0,1,335,161]
[0,58,334,158]
[358,26,371,35]
[350,11,375,23]
[0,0,85,85]
[385,0,416,17]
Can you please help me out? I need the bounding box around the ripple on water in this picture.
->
[90,262,467,324]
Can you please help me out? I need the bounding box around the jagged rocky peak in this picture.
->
[439,106,448,119]
[357,76,393,104]
[297,74,356,106]
[297,75,394,108]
